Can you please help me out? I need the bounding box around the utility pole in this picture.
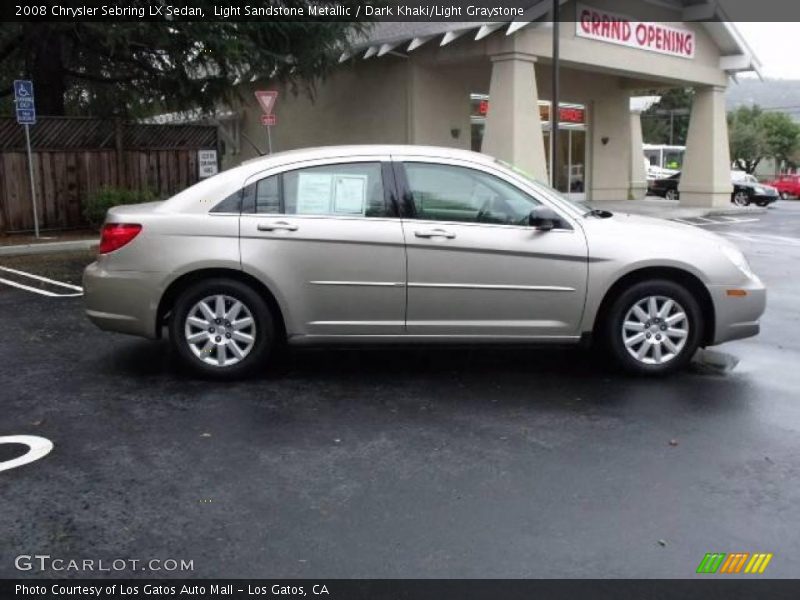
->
[551,0,560,190]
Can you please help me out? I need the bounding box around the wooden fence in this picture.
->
[0,117,218,233]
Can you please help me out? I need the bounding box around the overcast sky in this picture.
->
[735,22,800,79]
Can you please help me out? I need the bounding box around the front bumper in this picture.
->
[707,278,767,345]
[82,262,162,339]
[751,192,779,205]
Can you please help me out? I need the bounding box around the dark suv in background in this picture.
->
[647,171,779,207]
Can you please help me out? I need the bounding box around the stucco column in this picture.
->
[590,90,632,201]
[678,86,732,207]
[481,52,548,182]
[629,109,647,200]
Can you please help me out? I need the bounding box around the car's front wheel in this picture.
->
[665,188,679,201]
[604,280,702,375]
[169,278,275,378]
[733,190,751,206]
[780,191,790,200]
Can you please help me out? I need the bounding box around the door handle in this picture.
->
[257,221,298,232]
[414,228,456,239]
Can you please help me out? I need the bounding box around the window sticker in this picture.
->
[296,172,333,214]
[333,174,367,215]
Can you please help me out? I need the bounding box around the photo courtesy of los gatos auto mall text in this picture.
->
[1,1,800,599]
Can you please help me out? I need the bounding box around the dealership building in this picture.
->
[219,0,760,208]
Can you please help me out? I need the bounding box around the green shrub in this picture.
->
[83,187,157,228]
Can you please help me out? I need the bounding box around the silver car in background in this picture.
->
[83,145,766,378]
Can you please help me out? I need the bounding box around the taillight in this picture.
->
[98,223,142,254]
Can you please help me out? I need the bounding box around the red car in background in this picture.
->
[765,174,800,199]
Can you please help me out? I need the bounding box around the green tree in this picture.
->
[728,106,767,174]
[761,111,800,174]
[641,88,694,145]
[0,4,368,117]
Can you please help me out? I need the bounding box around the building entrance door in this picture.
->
[544,128,587,202]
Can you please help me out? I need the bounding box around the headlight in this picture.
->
[754,186,766,194]
[721,244,755,278]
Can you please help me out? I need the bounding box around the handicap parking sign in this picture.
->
[14,80,36,125]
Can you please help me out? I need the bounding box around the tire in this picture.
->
[169,278,276,379]
[665,188,679,201]
[603,280,702,375]
[780,191,789,200]
[732,190,750,206]
[756,200,769,207]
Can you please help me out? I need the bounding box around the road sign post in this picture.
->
[14,80,40,238]
[255,91,278,155]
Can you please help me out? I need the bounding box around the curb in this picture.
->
[0,239,98,258]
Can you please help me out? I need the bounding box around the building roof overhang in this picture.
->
[343,0,761,79]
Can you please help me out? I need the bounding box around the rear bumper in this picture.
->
[707,279,767,345]
[82,262,162,339]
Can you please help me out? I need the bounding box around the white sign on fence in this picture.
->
[198,149,218,178]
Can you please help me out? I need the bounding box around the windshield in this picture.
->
[495,159,591,214]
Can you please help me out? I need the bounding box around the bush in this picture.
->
[83,187,157,228]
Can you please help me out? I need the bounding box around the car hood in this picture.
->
[735,181,777,192]
[582,211,731,247]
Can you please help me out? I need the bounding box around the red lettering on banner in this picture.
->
[578,3,694,59]
[580,9,591,33]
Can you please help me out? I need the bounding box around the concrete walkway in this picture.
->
[589,197,767,220]
[0,238,97,258]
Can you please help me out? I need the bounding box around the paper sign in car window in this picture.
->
[333,174,367,215]
[296,172,333,214]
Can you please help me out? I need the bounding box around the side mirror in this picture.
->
[528,206,559,231]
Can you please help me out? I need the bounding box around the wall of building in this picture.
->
[510,0,728,88]
[407,62,476,150]
[224,58,410,169]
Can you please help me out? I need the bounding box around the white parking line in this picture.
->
[672,217,760,227]
[722,232,800,247]
[0,435,53,473]
[698,218,761,226]
[0,265,83,297]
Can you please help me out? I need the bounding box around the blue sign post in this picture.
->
[14,80,39,238]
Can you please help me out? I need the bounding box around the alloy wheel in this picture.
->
[184,294,257,367]
[621,295,689,365]
[733,191,750,206]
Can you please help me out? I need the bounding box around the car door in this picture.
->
[394,156,589,338]
[239,156,406,339]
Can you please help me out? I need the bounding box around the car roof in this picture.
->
[240,144,496,170]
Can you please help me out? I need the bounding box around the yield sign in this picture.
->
[255,90,278,116]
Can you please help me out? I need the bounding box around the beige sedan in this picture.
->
[83,145,766,377]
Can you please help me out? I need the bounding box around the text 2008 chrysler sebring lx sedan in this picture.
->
[83,146,766,378]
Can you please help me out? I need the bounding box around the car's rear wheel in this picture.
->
[169,278,275,378]
[665,188,679,201]
[780,191,789,200]
[733,190,750,206]
[604,280,702,375]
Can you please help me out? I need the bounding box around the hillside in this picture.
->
[726,77,800,120]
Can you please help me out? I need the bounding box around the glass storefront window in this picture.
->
[470,94,587,199]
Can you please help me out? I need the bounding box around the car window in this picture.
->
[248,162,387,217]
[403,162,540,225]
[210,189,242,213]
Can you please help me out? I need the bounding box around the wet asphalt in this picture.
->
[1,203,799,579]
